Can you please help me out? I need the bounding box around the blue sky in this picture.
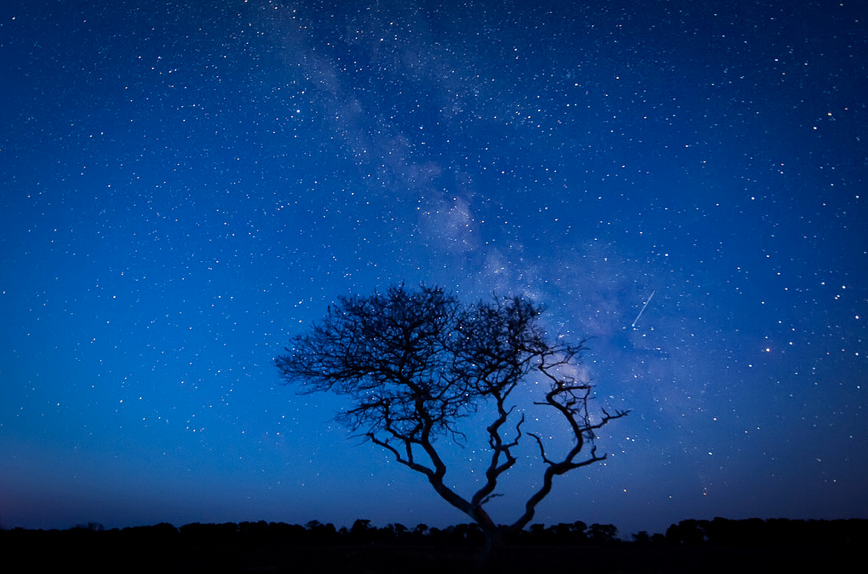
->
[1,0,866,537]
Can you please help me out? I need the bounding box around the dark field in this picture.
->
[3,537,862,574]
[180,544,860,573]
[5,518,865,573]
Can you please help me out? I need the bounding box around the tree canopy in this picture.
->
[275,284,628,546]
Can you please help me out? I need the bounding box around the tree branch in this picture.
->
[274,284,629,543]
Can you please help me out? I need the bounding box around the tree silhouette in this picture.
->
[275,284,628,555]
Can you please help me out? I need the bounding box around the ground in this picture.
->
[6,539,861,573]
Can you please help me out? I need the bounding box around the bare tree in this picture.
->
[275,284,628,555]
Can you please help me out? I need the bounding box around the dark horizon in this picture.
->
[8,517,865,574]
[7,515,868,546]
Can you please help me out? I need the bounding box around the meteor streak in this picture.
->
[631,290,656,328]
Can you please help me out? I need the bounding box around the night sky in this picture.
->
[1,0,866,538]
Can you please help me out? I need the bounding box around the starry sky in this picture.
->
[1,0,866,537]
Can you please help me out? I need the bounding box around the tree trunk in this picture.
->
[479,527,504,571]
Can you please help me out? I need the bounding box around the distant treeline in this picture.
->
[2,517,866,548]
[662,517,868,547]
[0,519,615,548]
